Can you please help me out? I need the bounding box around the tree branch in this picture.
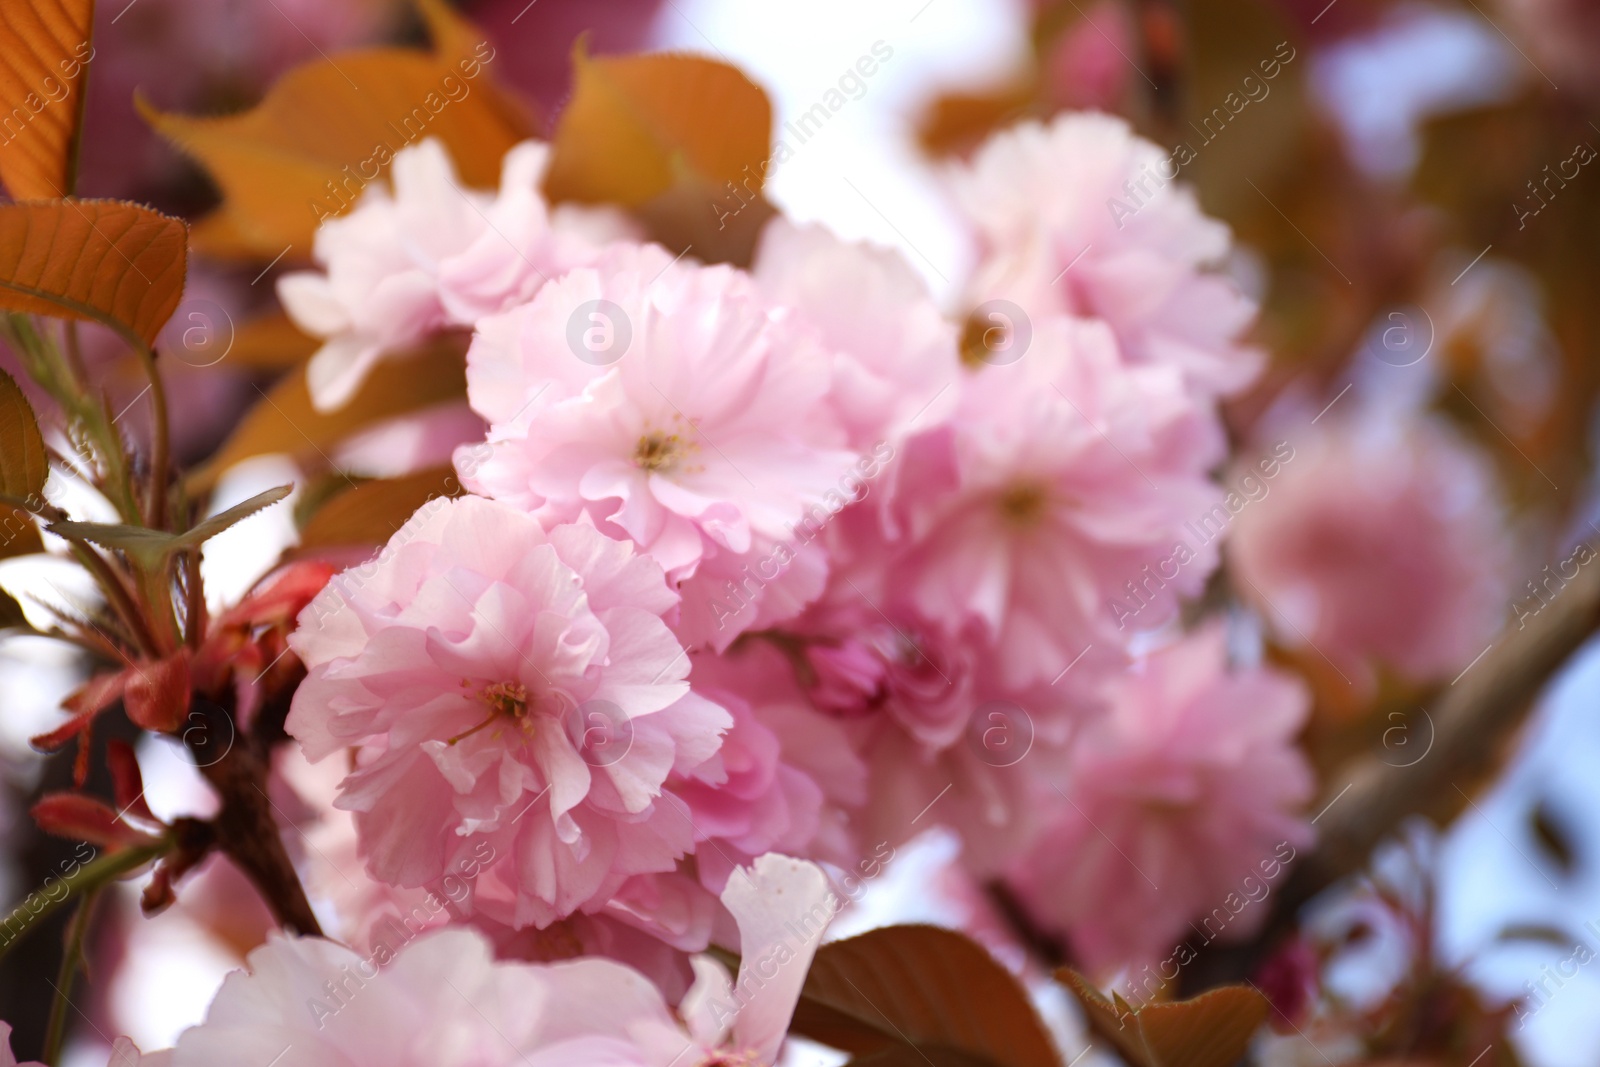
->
[1182,552,1600,991]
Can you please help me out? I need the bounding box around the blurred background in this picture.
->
[2,0,1599,1063]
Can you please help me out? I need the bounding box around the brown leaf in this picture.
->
[0,0,94,198]
[190,336,468,489]
[0,365,47,498]
[124,652,191,733]
[0,200,186,350]
[223,311,319,369]
[0,586,30,630]
[297,466,460,549]
[142,25,527,258]
[0,508,43,559]
[544,49,772,264]
[1057,969,1269,1067]
[791,925,1058,1067]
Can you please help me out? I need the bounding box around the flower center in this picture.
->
[447,680,533,745]
[997,483,1049,526]
[634,431,687,473]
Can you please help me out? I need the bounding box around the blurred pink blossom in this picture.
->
[1007,623,1314,974]
[1227,414,1512,685]
[137,853,832,1067]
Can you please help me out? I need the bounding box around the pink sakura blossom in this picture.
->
[888,316,1224,689]
[751,218,961,450]
[951,113,1263,397]
[1006,623,1314,974]
[278,139,628,411]
[142,854,833,1067]
[457,242,862,650]
[779,525,1086,873]
[1227,414,1512,685]
[286,494,731,929]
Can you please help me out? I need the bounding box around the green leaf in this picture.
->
[790,925,1058,1067]
[178,484,292,548]
[1057,969,1268,1067]
[49,484,291,564]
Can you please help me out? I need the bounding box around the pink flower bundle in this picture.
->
[273,111,1318,990]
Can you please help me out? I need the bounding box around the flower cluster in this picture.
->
[273,113,1316,990]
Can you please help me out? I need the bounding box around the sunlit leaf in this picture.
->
[297,467,459,549]
[141,21,527,258]
[0,0,95,198]
[190,337,468,489]
[1058,969,1268,1067]
[0,200,186,350]
[545,49,773,264]
[791,925,1058,1067]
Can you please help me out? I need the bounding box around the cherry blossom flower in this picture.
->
[951,112,1263,397]
[457,243,861,649]
[1006,623,1314,973]
[752,218,961,450]
[286,495,731,929]
[278,139,627,411]
[888,316,1224,688]
[1227,414,1512,685]
[139,854,833,1067]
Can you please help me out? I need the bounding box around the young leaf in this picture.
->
[297,467,459,549]
[123,652,190,732]
[0,0,95,199]
[1057,970,1269,1067]
[0,200,186,350]
[190,338,468,488]
[790,925,1058,1067]
[0,365,47,497]
[177,484,293,549]
[142,32,526,257]
[48,484,291,564]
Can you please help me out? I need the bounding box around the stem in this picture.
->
[184,548,206,651]
[188,696,322,936]
[135,346,170,532]
[0,842,166,965]
[42,887,99,1065]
